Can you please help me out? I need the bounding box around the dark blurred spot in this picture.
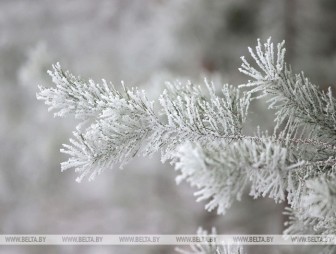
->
[321,0,336,11]
[225,5,255,35]
[202,58,217,73]
[318,0,336,56]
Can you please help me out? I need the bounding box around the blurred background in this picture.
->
[1,0,336,253]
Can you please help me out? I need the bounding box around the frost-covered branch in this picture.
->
[37,63,115,121]
[239,38,336,143]
[37,38,336,243]
[175,228,245,254]
[37,65,250,182]
[238,38,336,246]
[285,175,336,234]
[173,135,304,214]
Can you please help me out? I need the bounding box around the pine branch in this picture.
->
[286,175,336,231]
[37,66,250,182]
[173,135,305,214]
[239,38,336,143]
[37,62,115,122]
[175,228,245,254]
[37,38,336,243]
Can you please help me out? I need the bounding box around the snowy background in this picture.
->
[0,0,336,253]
